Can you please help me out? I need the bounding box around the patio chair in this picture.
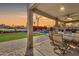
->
[52,33,68,55]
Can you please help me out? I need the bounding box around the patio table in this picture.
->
[63,33,79,43]
[63,33,79,47]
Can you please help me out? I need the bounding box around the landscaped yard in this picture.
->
[0,32,44,42]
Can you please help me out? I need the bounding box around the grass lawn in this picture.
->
[0,32,44,42]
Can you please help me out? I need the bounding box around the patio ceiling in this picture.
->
[32,3,79,23]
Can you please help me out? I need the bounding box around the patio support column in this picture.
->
[25,4,33,56]
[55,20,58,27]
[55,20,58,33]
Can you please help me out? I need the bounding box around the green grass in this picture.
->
[0,32,43,42]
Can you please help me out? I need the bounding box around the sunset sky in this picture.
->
[0,3,55,27]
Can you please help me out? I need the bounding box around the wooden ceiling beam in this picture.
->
[64,20,79,23]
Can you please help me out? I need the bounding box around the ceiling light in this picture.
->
[60,6,65,11]
[67,17,73,20]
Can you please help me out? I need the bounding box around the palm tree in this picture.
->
[35,14,42,27]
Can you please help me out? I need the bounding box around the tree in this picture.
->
[35,14,42,27]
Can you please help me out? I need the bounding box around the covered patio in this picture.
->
[26,3,79,56]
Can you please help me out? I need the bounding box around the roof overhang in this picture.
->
[31,3,79,23]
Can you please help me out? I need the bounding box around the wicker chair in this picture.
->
[52,33,68,55]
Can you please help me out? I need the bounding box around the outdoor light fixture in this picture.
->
[60,6,65,11]
[67,17,73,20]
